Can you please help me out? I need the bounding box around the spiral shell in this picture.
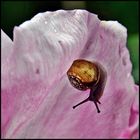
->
[67,59,100,90]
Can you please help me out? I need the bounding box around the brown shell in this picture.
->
[67,59,100,90]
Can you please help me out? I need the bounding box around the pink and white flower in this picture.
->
[1,10,139,139]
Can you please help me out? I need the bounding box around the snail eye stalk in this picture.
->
[73,97,89,109]
[72,97,100,113]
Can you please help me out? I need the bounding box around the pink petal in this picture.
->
[1,10,139,138]
[1,29,13,88]
[119,85,139,139]
[1,29,15,138]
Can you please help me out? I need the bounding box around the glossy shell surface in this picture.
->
[67,59,100,90]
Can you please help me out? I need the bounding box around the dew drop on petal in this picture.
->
[127,73,130,78]
[44,21,47,24]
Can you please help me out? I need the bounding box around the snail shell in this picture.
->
[67,59,107,113]
[67,59,100,90]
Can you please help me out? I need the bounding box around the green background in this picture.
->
[1,1,139,84]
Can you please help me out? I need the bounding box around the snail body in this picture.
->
[67,59,107,113]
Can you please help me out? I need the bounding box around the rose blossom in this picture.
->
[1,10,139,139]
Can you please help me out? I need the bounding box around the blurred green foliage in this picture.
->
[128,34,139,83]
[87,1,139,34]
[1,1,139,84]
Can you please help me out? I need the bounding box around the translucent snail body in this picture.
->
[67,59,107,113]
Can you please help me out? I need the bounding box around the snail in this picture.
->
[67,59,107,113]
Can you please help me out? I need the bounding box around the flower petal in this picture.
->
[1,29,13,88]
[1,10,139,139]
[1,29,14,138]
[119,85,139,139]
